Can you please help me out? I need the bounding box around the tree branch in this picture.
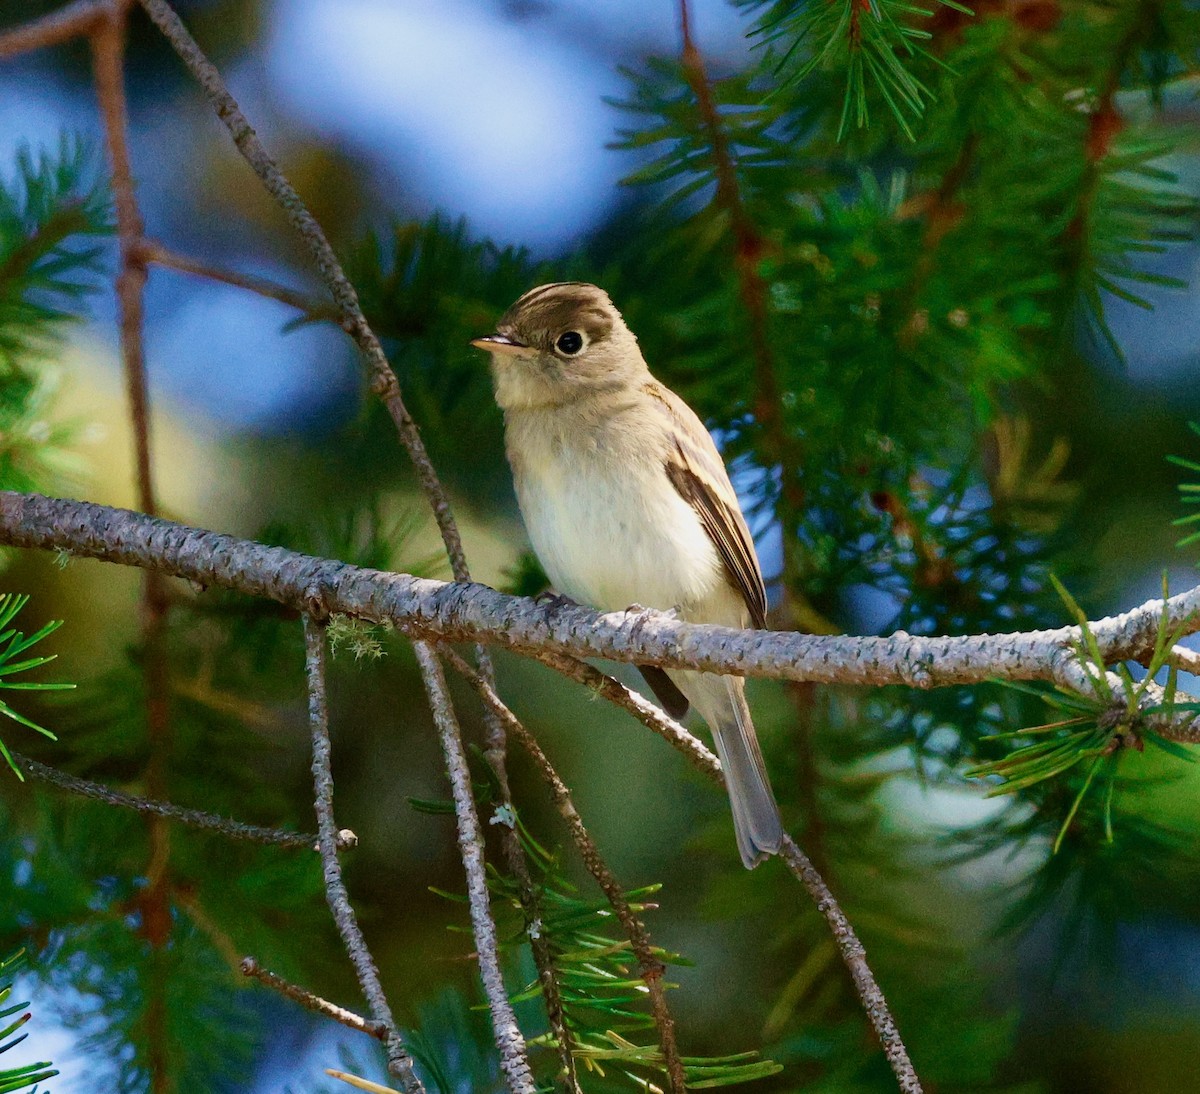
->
[0,0,104,61]
[134,237,337,321]
[304,615,424,1093]
[91,10,173,1088]
[6,493,1200,724]
[128,14,559,1057]
[443,652,920,1091]
[240,956,388,1042]
[134,0,471,584]
[412,642,537,1094]
[778,837,922,1092]
[533,650,720,773]
[1167,644,1200,677]
[442,648,688,1094]
[92,2,155,521]
[12,750,354,850]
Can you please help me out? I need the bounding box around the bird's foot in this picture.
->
[622,603,680,621]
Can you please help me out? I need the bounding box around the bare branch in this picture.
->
[135,238,337,320]
[135,0,472,584]
[92,2,155,520]
[304,615,424,1094]
[481,713,581,1091]
[6,494,1200,727]
[240,956,388,1041]
[91,10,173,1088]
[0,0,104,61]
[413,642,537,1094]
[12,750,354,850]
[443,649,688,1094]
[127,8,565,1066]
[445,649,922,1090]
[779,837,923,1092]
[533,651,720,775]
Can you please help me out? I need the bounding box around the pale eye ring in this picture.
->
[555,330,585,356]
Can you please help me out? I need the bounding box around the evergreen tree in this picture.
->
[1,1,1199,1092]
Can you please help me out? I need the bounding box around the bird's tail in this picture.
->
[674,670,783,868]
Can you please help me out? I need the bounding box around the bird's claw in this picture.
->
[535,590,578,611]
[622,603,680,621]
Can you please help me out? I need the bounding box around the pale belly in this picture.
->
[515,453,724,615]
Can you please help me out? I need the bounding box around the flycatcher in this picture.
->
[473,282,784,868]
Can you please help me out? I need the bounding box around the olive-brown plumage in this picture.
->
[473,283,783,868]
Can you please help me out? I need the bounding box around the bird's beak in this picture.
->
[470,333,531,357]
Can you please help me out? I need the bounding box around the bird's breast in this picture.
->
[507,409,723,614]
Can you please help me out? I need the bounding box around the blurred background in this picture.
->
[2,0,1200,1091]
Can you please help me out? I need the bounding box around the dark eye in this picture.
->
[555,331,584,355]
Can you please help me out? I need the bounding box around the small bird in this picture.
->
[473,282,783,868]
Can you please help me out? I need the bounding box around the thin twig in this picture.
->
[485,734,580,1093]
[534,650,720,774]
[135,238,337,320]
[135,0,469,583]
[91,8,174,1089]
[446,647,912,1094]
[442,649,688,1094]
[444,648,917,1092]
[240,956,388,1041]
[93,2,155,522]
[0,0,104,60]
[412,641,537,1094]
[12,750,354,850]
[129,9,568,1068]
[304,615,425,1094]
[779,837,923,1093]
[676,0,811,556]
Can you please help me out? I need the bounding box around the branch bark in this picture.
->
[304,616,424,1093]
[0,0,104,60]
[413,642,537,1094]
[13,751,353,850]
[779,837,922,1093]
[442,648,688,1094]
[7,493,1200,725]
[240,956,388,1042]
[134,0,470,583]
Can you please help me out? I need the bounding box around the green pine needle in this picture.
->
[0,950,58,1094]
[0,594,73,780]
[0,134,112,371]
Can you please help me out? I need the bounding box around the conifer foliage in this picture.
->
[1,1,1200,1093]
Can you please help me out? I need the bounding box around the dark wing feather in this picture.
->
[649,383,768,630]
[638,665,690,719]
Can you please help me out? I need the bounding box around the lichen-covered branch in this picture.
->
[304,616,424,1093]
[12,751,353,850]
[442,648,688,1094]
[779,837,922,1092]
[134,0,470,583]
[6,493,1200,731]
[412,642,537,1094]
[240,957,388,1042]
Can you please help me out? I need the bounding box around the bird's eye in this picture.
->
[555,330,585,356]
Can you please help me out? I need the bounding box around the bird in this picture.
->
[472,282,783,868]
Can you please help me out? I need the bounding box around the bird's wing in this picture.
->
[646,381,768,630]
